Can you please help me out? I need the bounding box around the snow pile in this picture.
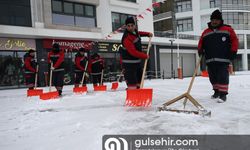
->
[0,72,250,150]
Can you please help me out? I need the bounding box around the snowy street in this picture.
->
[0,72,250,150]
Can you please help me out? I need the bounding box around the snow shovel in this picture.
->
[158,56,211,117]
[73,61,88,94]
[94,70,107,91]
[125,37,153,107]
[111,70,124,91]
[27,65,43,97]
[40,63,59,100]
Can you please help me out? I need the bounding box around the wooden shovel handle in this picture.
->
[187,56,202,94]
[49,62,53,92]
[34,65,39,89]
[100,69,104,85]
[80,61,89,86]
[140,37,152,88]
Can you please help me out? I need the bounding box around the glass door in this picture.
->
[0,51,28,89]
[16,51,26,87]
[0,51,17,88]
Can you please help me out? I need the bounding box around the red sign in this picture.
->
[43,39,94,50]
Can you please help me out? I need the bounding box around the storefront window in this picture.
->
[64,51,74,85]
[0,38,36,89]
[0,51,25,89]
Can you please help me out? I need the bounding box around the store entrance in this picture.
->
[99,53,121,82]
[0,51,26,89]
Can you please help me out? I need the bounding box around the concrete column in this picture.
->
[243,34,248,71]
[96,0,112,38]
[31,0,44,28]
[192,0,201,35]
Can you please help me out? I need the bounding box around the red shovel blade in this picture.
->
[111,82,119,90]
[27,89,43,97]
[125,88,153,107]
[73,86,88,94]
[40,91,59,100]
[94,85,107,91]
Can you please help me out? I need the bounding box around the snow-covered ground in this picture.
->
[0,72,250,150]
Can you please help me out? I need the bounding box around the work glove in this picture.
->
[198,50,204,57]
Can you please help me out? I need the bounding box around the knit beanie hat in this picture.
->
[210,9,223,20]
[125,17,135,25]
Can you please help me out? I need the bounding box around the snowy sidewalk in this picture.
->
[0,72,250,150]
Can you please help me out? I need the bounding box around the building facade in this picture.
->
[0,0,155,89]
[154,0,250,72]
[0,0,199,89]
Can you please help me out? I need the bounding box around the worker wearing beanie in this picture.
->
[48,43,65,96]
[74,47,89,87]
[121,16,153,89]
[88,53,104,87]
[24,49,37,89]
[198,9,239,103]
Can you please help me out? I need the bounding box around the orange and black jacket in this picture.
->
[198,23,239,64]
[48,51,65,71]
[121,29,150,65]
[24,53,36,74]
[75,52,88,72]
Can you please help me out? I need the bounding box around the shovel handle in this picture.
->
[34,65,39,89]
[100,69,104,85]
[140,37,152,88]
[49,62,53,92]
[117,69,124,82]
[80,61,88,86]
[186,56,202,94]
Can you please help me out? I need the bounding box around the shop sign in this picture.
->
[97,42,124,52]
[43,39,93,50]
[97,42,148,52]
[0,38,36,51]
[97,43,123,52]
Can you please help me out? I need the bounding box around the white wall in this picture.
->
[97,0,154,40]
[200,15,210,30]
[137,0,154,33]
[200,0,210,10]
[96,0,112,38]
[192,0,201,35]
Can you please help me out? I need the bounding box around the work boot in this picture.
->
[211,90,220,99]
[217,93,227,103]
[58,90,62,96]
